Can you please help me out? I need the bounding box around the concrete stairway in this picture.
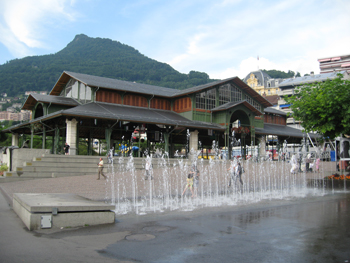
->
[4,154,192,178]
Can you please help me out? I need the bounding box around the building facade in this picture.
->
[318,54,350,74]
[0,110,30,122]
[243,70,284,96]
[3,71,311,158]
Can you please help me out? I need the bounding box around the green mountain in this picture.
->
[0,34,214,97]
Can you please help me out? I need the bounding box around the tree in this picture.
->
[285,73,350,139]
[262,69,296,79]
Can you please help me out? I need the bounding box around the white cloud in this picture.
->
[0,0,76,58]
[209,55,321,80]
[162,0,350,79]
[0,0,349,78]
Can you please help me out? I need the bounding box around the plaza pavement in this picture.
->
[0,160,338,204]
[0,159,348,263]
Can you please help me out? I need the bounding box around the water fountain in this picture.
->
[104,136,340,216]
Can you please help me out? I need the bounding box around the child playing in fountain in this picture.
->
[236,162,243,185]
[190,163,200,197]
[227,160,236,187]
[290,154,299,174]
[144,157,153,180]
[227,160,243,187]
[182,173,194,197]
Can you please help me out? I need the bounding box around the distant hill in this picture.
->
[0,34,215,97]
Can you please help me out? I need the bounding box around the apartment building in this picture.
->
[318,54,350,74]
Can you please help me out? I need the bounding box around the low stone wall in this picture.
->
[1,148,51,171]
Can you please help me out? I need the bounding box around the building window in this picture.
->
[63,78,77,98]
[85,86,92,102]
[196,92,206,109]
[218,84,242,106]
[77,83,92,103]
[219,84,230,105]
[231,85,242,102]
[246,95,261,112]
[79,83,85,101]
[206,88,216,110]
[62,78,92,103]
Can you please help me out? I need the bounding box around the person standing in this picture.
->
[144,157,153,180]
[64,143,70,155]
[290,154,298,174]
[107,151,113,164]
[182,173,194,197]
[227,160,236,187]
[305,154,312,172]
[235,162,243,185]
[97,157,107,180]
[190,163,200,197]
[315,158,321,172]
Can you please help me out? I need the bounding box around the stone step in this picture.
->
[20,162,145,171]
[34,155,187,165]
[8,154,194,178]
[9,171,96,178]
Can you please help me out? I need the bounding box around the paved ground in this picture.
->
[0,160,349,263]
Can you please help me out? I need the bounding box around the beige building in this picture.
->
[0,110,30,122]
[244,70,283,96]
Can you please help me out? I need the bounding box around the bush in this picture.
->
[0,163,8,176]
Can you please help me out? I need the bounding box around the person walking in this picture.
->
[97,157,107,180]
[64,143,70,155]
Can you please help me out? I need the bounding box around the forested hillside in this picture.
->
[262,69,301,79]
[0,34,214,96]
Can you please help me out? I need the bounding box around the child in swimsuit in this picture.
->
[182,173,194,197]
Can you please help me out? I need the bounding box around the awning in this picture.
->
[3,102,225,133]
[255,124,319,139]
[279,104,291,109]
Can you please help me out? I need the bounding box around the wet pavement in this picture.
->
[1,185,349,262]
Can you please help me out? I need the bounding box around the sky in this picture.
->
[0,0,349,80]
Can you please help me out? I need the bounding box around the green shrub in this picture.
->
[0,163,8,176]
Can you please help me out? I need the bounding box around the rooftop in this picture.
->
[279,71,346,88]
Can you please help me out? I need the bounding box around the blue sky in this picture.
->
[0,0,349,79]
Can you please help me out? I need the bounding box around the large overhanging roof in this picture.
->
[211,100,263,116]
[50,71,180,97]
[264,107,287,116]
[49,71,272,108]
[22,94,80,110]
[255,124,319,138]
[6,102,225,132]
[62,102,225,130]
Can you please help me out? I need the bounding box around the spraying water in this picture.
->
[104,140,336,215]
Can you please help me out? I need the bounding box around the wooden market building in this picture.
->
[3,71,312,158]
